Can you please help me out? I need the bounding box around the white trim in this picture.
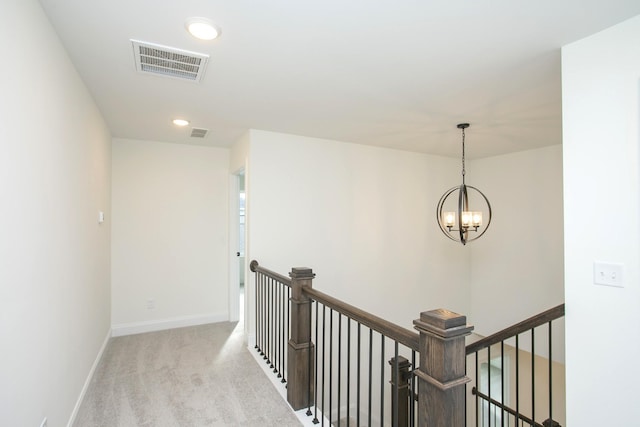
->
[111,313,227,337]
[67,328,111,427]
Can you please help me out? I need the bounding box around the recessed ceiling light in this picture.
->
[185,17,221,41]
[172,118,190,127]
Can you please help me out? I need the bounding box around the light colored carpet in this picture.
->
[73,322,301,426]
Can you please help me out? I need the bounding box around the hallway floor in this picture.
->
[73,321,301,426]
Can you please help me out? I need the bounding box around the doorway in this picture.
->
[229,169,245,324]
[238,172,246,322]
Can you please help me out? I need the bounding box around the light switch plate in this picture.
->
[593,262,624,287]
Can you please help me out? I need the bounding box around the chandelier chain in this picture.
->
[461,126,466,184]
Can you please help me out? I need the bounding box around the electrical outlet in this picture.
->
[40,417,47,427]
[146,298,156,310]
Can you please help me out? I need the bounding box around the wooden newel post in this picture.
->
[413,309,474,427]
[287,267,315,410]
[389,356,412,427]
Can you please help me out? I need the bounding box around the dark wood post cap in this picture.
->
[388,355,411,369]
[413,308,474,338]
[289,267,315,279]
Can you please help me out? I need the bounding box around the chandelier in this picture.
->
[436,123,492,245]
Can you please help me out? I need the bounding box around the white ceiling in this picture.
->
[39,0,640,158]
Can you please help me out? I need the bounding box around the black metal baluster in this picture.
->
[548,321,553,426]
[515,334,520,426]
[260,274,265,357]
[280,282,284,377]
[368,329,373,427]
[280,283,288,382]
[275,281,280,375]
[475,352,479,427]
[321,305,326,427]
[393,341,399,427]
[347,318,351,427]
[313,300,319,423]
[265,278,269,361]
[488,346,492,426]
[271,278,276,369]
[531,328,535,425]
[261,274,265,354]
[257,274,261,355]
[280,281,284,376]
[465,352,467,427]
[307,295,313,416]
[262,275,266,358]
[263,276,268,360]
[285,285,290,383]
[270,278,275,369]
[270,278,274,368]
[411,350,415,427]
[380,335,385,426]
[329,309,333,426]
[357,323,361,427]
[255,273,259,351]
[267,278,272,366]
[256,273,260,353]
[278,282,284,378]
[501,341,505,427]
[338,313,342,426]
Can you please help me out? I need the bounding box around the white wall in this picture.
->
[230,130,250,174]
[111,139,230,335]
[245,129,565,335]
[469,145,565,337]
[562,15,640,425]
[247,130,470,329]
[0,1,112,425]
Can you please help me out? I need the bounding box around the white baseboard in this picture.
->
[111,312,227,337]
[248,343,330,427]
[67,328,111,427]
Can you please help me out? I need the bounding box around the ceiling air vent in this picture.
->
[191,128,209,138]
[131,39,209,83]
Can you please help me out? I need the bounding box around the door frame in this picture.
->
[228,169,244,323]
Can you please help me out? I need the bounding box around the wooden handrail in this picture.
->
[304,287,420,352]
[250,260,476,427]
[250,260,292,287]
[465,303,565,355]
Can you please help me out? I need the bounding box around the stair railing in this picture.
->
[465,304,565,427]
[250,260,475,427]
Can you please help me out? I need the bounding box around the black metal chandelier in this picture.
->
[436,123,492,245]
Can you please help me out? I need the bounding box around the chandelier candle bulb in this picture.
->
[472,212,482,227]
[444,212,456,228]
[461,212,472,227]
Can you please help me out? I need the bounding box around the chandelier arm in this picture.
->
[436,186,462,242]
[458,184,468,245]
